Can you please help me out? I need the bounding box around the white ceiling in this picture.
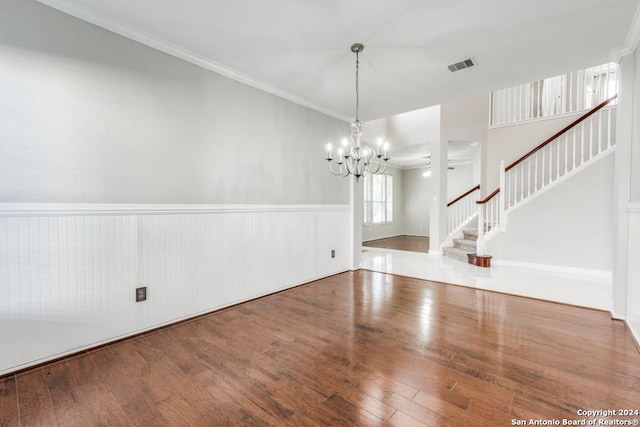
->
[37,0,640,123]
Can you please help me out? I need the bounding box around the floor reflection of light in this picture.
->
[360,247,612,311]
[370,251,394,271]
[418,300,433,341]
[363,271,393,315]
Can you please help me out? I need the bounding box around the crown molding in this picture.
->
[36,0,351,123]
[611,1,640,62]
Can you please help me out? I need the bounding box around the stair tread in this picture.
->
[453,238,477,246]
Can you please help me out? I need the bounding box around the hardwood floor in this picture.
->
[363,235,430,253]
[1,270,639,426]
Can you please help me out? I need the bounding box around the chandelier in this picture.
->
[325,43,390,183]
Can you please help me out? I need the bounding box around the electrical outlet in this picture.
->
[136,286,147,302]
[331,249,335,258]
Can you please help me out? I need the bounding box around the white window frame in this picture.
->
[363,174,393,225]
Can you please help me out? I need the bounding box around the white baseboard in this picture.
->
[492,259,612,281]
[610,310,626,320]
[626,319,640,350]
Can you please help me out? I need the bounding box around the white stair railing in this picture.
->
[446,185,480,241]
[477,96,617,256]
[491,63,618,126]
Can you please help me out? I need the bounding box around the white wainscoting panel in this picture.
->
[0,204,350,375]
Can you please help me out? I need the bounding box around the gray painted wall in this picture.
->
[402,168,432,237]
[0,0,349,205]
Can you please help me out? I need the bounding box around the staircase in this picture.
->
[442,93,618,267]
[442,229,478,262]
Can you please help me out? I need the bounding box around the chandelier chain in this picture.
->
[355,50,359,122]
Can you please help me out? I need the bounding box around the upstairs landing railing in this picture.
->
[475,95,617,255]
[491,63,617,126]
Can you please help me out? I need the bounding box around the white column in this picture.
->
[351,173,363,270]
[429,138,448,255]
[612,54,634,319]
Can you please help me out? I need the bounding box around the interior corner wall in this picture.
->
[0,0,351,375]
[362,166,405,241]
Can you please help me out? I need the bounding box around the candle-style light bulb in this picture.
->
[326,143,333,160]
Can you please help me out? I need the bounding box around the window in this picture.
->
[363,174,393,225]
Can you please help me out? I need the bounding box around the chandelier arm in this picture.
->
[379,160,388,175]
[369,160,382,175]
[369,158,382,175]
[328,161,346,176]
[341,160,351,177]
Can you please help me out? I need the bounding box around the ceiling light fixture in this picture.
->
[325,43,389,183]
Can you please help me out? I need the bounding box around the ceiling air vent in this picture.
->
[448,58,476,72]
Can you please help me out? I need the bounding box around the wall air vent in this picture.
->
[448,58,476,72]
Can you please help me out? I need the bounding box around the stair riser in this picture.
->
[454,243,476,252]
[462,232,478,241]
[444,252,468,263]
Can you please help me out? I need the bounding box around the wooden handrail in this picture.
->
[477,95,617,205]
[447,185,480,207]
[476,188,500,205]
[505,95,617,172]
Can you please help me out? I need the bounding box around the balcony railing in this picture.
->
[490,63,618,126]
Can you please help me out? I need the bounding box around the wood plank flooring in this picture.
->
[363,235,430,253]
[1,270,639,426]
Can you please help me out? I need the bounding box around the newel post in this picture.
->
[499,160,507,231]
[476,201,486,256]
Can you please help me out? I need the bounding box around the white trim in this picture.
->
[627,320,640,347]
[492,259,612,281]
[487,105,616,130]
[0,203,350,217]
[628,202,640,213]
[35,0,351,123]
[610,310,626,320]
[611,1,640,63]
